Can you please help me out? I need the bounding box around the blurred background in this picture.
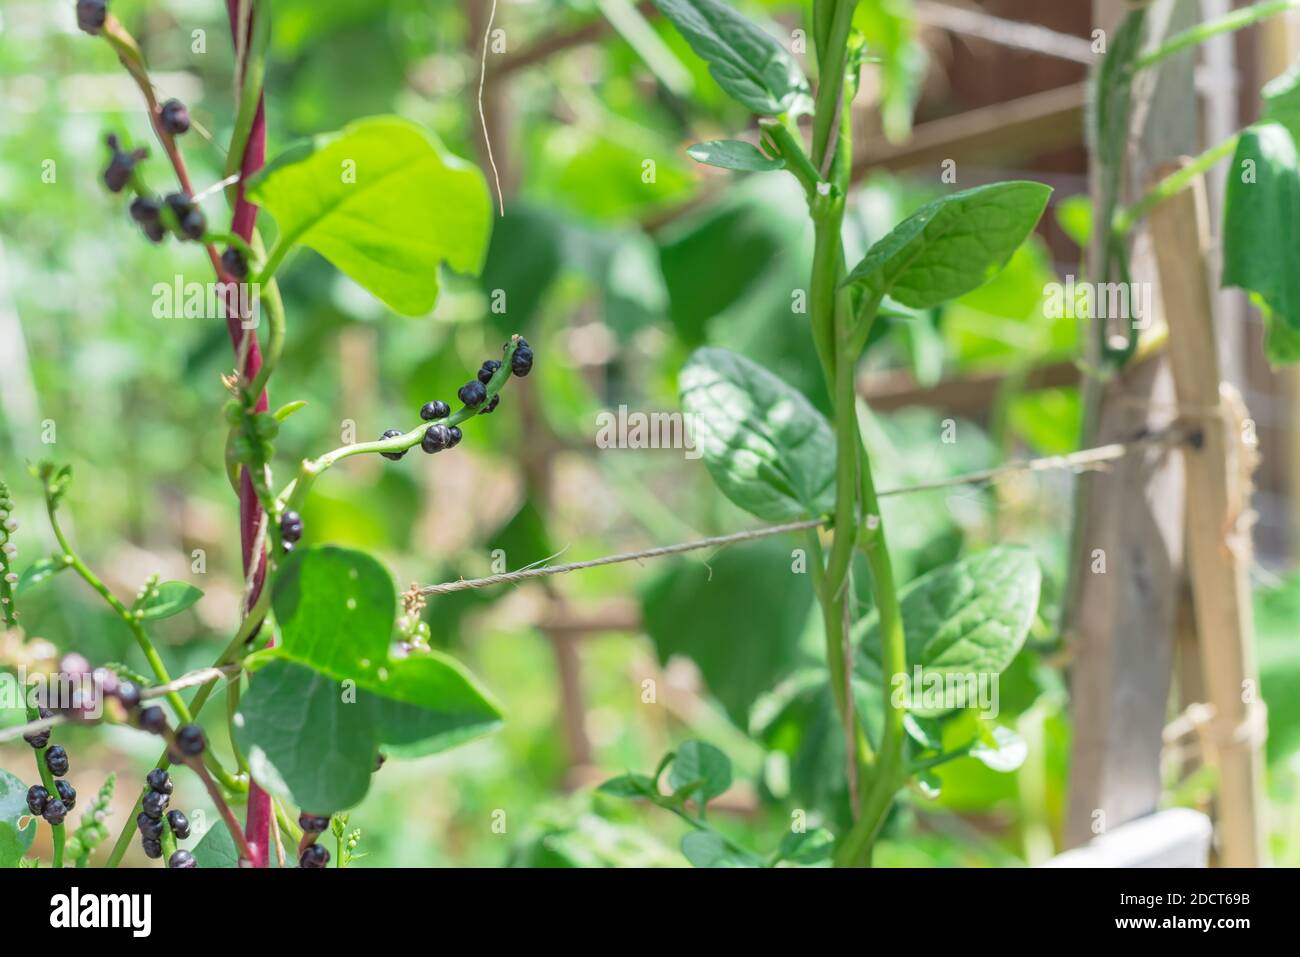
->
[1,0,1298,866]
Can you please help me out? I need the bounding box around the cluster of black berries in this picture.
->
[280,510,304,552]
[103,119,205,246]
[376,338,534,462]
[24,720,77,828]
[137,768,196,867]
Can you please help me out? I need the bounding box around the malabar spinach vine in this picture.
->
[605,0,1049,867]
[1,0,517,868]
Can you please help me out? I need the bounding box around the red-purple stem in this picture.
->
[226,0,272,868]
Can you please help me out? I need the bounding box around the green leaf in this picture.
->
[640,539,814,726]
[0,769,36,865]
[776,826,835,865]
[679,347,835,521]
[1262,300,1300,366]
[653,0,810,115]
[1223,123,1300,335]
[969,724,1028,773]
[17,558,65,594]
[135,581,204,620]
[686,140,784,171]
[190,819,241,869]
[248,116,492,316]
[597,774,658,799]
[856,546,1041,716]
[679,830,755,867]
[844,181,1052,310]
[236,547,503,811]
[236,659,377,813]
[668,740,732,802]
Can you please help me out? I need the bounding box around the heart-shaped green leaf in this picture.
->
[687,140,785,172]
[855,546,1041,716]
[680,347,836,522]
[844,182,1051,310]
[249,116,492,316]
[234,546,502,811]
[653,0,810,115]
[135,581,204,620]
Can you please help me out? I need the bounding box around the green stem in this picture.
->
[1131,0,1300,74]
[810,0,859,171]
[759,118,823,200]
[833,419,908,867]
[102,609,262,867]
[25,704,65,867]
[1112,132,1240,235]
[44,497,192,724]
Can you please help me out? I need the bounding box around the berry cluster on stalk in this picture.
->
[375,337,535,461]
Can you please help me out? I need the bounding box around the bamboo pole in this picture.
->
[1147,164,1265,867]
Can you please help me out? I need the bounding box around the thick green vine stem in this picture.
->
[796,0,914,867]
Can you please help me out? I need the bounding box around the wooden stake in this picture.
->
[1147,163,1265,867]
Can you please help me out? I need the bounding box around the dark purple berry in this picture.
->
[104,137,147,193]
[511,345,534,378]
[55,779,76,811]
[137,811,164,840]
[168,849,196,868]
[26,785,49,816]
[159,99,190,135]
[280,511,303,544]
[42,799,67,826]
[141,836,163,859]
[420,400,450,421]
[379,429,407,461]
[163,193,205,241]
[421,425,451,454]
[167,809,190,839]
[477,360,501,385]
[175,724,205,756]
[76,1,107,36]
[299,843,330,868]
[221,246,248,280]
[447,426,463,448]
[141,219,166,244]
[146,767,172,795]
[299,813,330,834]
[457,380,486,407]
[23,727,50,750]
[141,790,169,819]
[129,197,160,225]
[45,745,69,777]
[138,706,167,734]
[115,680,141,711]
[478,394,500,415]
